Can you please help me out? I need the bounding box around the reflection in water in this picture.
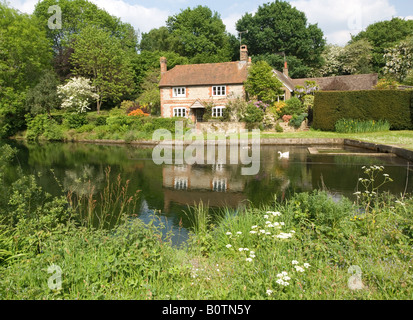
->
[2,141,412,243]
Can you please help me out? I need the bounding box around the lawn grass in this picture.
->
[259,130,413,151]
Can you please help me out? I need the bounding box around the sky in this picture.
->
[7,0,413,46]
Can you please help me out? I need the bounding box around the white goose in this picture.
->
[278,151,290,159]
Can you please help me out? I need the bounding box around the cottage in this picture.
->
[159,45,251,123]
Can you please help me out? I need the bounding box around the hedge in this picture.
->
[312,90,413,131]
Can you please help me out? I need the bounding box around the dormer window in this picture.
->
[212,86,226,96]
[173,87,186,97]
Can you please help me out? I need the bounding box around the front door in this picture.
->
[195,109,205,122]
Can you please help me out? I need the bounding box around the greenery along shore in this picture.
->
[0,144,412,300]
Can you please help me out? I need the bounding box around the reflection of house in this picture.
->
[162,164,247,211]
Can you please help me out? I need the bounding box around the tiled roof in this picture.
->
[273,70,295,91]
[159,61,249,87]
[291,74,378,91]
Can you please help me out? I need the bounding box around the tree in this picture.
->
[33,0,139,81]
[136,70,161,115]
[236,1,325,75]
[244,61,283,103]
[340,39,373,75]
[70,25,135,113]
[319,44,345,77]
[26,70,61,116]
[0,2,52,138]
[0,2,52,90]
[382,37,413,82]
[57,77,98,113]
[166,5,233,63]
[350,18,413,73]
[140,27,176,52]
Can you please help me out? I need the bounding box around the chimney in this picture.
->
[240,45,248,62]
[283,60,288,77]
[160,57,167,75]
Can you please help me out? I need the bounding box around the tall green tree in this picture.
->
[26,70,61,116]
[33,0,139,80]
[340,39,374,75]
[350,18,413,73]
[166,5,233,63]
[140,26,176,52]
[236,1,325,76]
[244,61,283,103]
[0,2,52,137]
[70,25,135,113]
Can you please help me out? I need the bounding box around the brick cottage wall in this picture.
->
[160,84,245,119]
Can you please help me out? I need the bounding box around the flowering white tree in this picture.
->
[383,37,413,82]
[57,77,99,113]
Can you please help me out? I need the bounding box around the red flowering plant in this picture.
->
[282,114,292,123]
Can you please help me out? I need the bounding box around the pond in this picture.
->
[2,140,412,245]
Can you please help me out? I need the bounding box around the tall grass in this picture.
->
[67,167,141,229]
[335,118,390,133]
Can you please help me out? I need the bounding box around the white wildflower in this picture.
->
[266,289,273,296]
[295,266,305,272]
[226,244,232,248]
[292,260,299,265]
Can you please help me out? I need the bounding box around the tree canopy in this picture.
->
[236,0,325,77]
[70,25,135,113]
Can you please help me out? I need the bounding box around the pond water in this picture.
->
[2,140,412,245]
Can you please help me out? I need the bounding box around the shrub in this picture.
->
[43,121,64,141]
[63,113,88,129]
[25,114,48,140]
[282,115,292,123]
[75,124,95,133]
[283,97,304,116]
[289,113,308,129]
[275,123,283,132]
[128,109,149,117]
[95,116,107,126]
[241,103,264,126]
[313,90,413,131]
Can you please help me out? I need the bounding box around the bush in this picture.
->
[289,113,308,129]
[241,103,264,127]
[95,116,107,126]
[43,121,64,141]
[275,123,283,132]
[63,113,88,129]
[282,97,304,116]
[75,124,95,133]
[313,90,413,131]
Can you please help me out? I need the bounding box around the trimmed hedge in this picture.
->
[313,90,413,131]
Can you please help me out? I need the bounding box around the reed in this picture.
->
[67,167,140,229]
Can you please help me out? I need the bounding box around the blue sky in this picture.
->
[8,0,413,45]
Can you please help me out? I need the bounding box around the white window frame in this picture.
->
[212,86,226,96]
[212,178,227,192]
[212,106,225,118]
[173,107,188,118]
[174,177,188,190]
[173,87,186,98]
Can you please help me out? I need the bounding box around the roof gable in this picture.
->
[159,61,248,87]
